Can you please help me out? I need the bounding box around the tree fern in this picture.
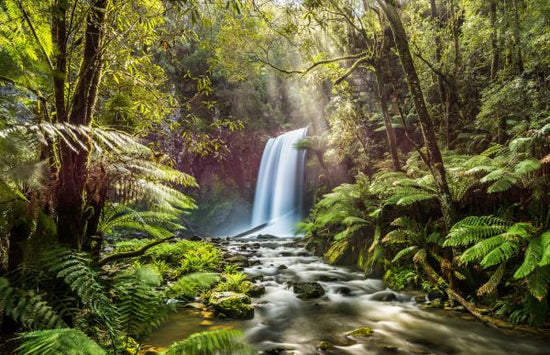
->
[477,263,507,296]
[16,328,105,355]
[164,329,254,355]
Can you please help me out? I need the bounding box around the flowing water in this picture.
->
[250,127,307,236]
[145,129,548,354]
[145,236,549,354]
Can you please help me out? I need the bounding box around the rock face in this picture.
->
[293,282,325,299]
[209,292,254,319]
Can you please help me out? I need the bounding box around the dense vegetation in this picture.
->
[0,0,549,353]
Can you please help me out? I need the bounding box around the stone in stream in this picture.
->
[318,275,338,282]
[336,286,352,295]
[247,283,266,297]
[369,290,397,302]
[346,326,374,338]
[293,282,325,299]
[209,292,254,319]
[225,255,249,267]
[263,346,295,354]
[278,264,288,270]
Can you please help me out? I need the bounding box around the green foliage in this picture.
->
[166,272,219,299]
[16,329,106,355]
[214,272,251,294]
[164,329,254,355]
[0,277,66,330]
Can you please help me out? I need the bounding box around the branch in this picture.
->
[334,57,373,85]
[254,52,367,76]
[97,236,175,266]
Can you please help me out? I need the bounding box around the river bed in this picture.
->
[144,236,549,354]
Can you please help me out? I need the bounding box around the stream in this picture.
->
[145,235,549,355]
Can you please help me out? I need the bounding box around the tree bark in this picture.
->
[56,0,109,250]
[377,0,454,228]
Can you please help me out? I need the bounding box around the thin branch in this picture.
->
[254,52,367,76]
[97,236,175,266]
[334,57,373,85]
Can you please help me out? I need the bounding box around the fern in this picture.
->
[166,272,219,299]
[16,328,105,355]
[112,266,168,338]
[392,246,419,262]
[477,263,507,296]
[42,247,116,326]
[164,329,254,355]
[0,277,66,330]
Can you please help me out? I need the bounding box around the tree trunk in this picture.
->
[56,0,109,250]
[377,0,454,228]
[374,63,401,171]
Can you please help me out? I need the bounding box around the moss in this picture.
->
[209,292,254,319]
[347,327,374,338]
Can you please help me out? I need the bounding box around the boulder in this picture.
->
[226,255,249,267]
[209,292,254,319]
[428,289,447,301]
[293,282,325,299]
[278,264,288,270]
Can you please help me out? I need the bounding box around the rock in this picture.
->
[209,292,254,319]
[281,251,293,257]
[346,326,374,338]
[428,289,447,301]
[263,346,295,354]
[423,299,444,308]
[293,282,325,299]
[247,283,266,297]
[318,341,332,351]
[249,259,261,266]
[278,264,288,270]
[226,255,249,267]
[369,290,397,302]
[336,287,352,295]
[239,245,247,250]
[318,275,338,282]
[250,274,264,282]
[382,345,399,352]
[251,243,261,249]
[413,295,426,304]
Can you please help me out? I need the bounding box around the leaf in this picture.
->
[514,238,542,278]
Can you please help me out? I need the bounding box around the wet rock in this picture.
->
[346,326,374,338]
[281,251,293,257]
[336,287,352,295]
[209,292,254,319]
[422,299,444,308]
[278,264,288,270]
[318,341,332,351]
[318,275,338,282]
[413,295,427,304]
[240,245,248,250]
[370,290,397,302]
[382,345,399,352]
[247,283,266,297]
[293,282,325,299]
[263,346,295,354]
[428,289,447,301]
[249,259,261,266]
[251,243,261,249]
[250,274,264,282]
[226,255,249,267]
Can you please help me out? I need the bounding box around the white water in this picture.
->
[250,128,308,236]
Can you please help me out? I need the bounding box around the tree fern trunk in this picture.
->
[56,0,109,250]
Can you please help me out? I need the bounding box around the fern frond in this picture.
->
[16,328,105,355]
[165,329,254,355]
[480,240,519,268]
[514,238,542,278]
[538,231,550,267]
[526,266,550,300]
[0,278,66,330]
[392,246,418,262]
[460,235,507,263]
[477,263,506,296]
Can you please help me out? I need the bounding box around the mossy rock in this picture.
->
[293,282,325,299]
[209,291,254,319]
[346,326,374,338]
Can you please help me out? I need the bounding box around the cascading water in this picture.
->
[250,127,308,236]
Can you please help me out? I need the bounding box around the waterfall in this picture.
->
[250,127,308,236]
